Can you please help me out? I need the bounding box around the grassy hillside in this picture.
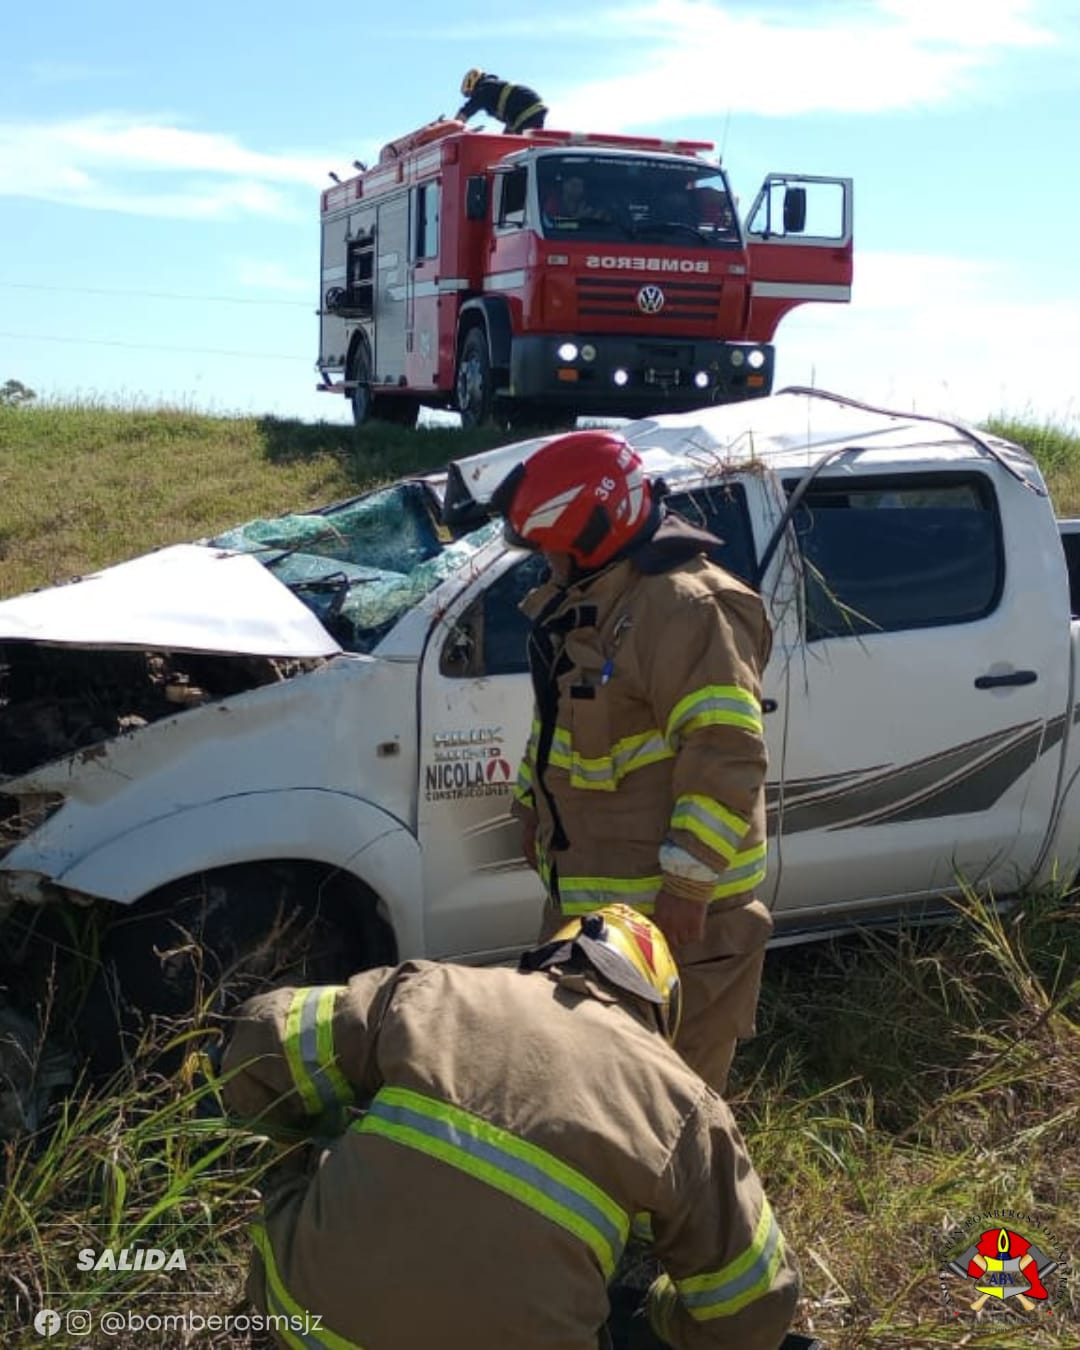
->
[0,405,518,597]
[2,401,1079,598]
[1,400,1079,1346]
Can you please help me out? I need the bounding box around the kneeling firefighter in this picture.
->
[221,905,801,1349]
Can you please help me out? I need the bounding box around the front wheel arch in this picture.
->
[80,859,397,1073]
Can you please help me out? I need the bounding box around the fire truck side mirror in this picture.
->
[466,175,489,221]
[783,186,807,235]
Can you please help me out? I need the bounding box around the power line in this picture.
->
[0,331,307,361]
[0,281,312,309]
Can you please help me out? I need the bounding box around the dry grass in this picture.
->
[1,891,1077,1347]
[733,889,1080,1347]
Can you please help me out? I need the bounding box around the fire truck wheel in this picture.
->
[456,328,494,428]
[350,344,374,425]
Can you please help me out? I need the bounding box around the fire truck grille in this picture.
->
[576,276,722,322]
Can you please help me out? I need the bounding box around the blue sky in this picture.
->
[2,0,1078,426]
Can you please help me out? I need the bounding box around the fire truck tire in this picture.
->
[349,343,375,426]
[456,327,495,429]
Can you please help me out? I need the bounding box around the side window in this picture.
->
[441,553,549,678]
[665,483,756,586]
[787,473,1004,640]
[440,484,758,679]
[497,168,528,228]
[1061,528,1080,619]
[415,182,440,260]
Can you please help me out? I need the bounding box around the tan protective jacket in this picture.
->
[223,962,799,1350]
[513,515,773,926]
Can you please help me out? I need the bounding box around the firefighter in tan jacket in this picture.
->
[490,430,774,1093]
[222,905,799,1350]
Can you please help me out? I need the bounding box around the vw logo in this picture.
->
[637,284,665,314]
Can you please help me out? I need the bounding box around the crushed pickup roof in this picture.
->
[441,387,1041,526]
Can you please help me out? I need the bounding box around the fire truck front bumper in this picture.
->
[506,336,775,411]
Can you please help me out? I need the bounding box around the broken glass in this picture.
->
[212,483,500,653]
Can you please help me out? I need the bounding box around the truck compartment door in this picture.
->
[744,174,853,342]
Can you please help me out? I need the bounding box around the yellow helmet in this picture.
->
[521,904,682,1041]
[461,68,484,97]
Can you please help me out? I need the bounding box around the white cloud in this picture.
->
[0,114,334,221]
[773,249,1080,426]
[569,0,1054,123]
[440,0,1055,124]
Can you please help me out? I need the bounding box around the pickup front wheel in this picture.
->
[80,861,395,1075]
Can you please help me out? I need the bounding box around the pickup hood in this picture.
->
[0,543,343,659]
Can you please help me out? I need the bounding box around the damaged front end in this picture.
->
[0,643,321,908]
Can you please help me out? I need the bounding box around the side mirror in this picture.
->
[782,186,807,234]
[466,175,489,221]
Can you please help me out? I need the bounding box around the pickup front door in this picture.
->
[416,550,548,961]
[771,462,1070,924]
[416,478,788,961]
[744,174,853,343]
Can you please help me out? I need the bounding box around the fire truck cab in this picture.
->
[318,121,853,427]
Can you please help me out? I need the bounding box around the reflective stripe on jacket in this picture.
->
[458,75,547,130]
[513,516,773,914]
[223,962,798,1350]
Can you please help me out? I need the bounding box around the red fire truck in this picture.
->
[317,119,853,427]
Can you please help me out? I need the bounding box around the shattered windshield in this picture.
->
[537,154,740,247]
[212,483,500,654]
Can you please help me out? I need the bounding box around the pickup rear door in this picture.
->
[743,174,853,343]
[770,462,1070,922]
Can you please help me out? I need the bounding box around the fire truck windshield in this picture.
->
[537,154,739,247]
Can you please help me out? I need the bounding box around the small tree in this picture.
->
[0,379,37,407]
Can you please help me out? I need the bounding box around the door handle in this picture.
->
[762,698,779,714]
[974,670,1038,689]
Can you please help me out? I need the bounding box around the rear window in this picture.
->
[787,472,1003,640]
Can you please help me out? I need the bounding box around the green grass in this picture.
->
[0,402,519,597]
[3,400,1079,598]
[1,892,1077,1347]
[984,414,1080,514]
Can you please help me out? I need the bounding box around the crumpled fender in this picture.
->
[51,788,425,956]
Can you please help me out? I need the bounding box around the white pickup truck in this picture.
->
[2,388,1079,1039]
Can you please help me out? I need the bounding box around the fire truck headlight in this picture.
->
[557,342,579,362]
[694,371,710,389]
[613,368,630,387]
[581,344,597,362]
[729,349,745,367]
[748,349,766,369]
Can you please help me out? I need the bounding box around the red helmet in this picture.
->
[491,430,654,570]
